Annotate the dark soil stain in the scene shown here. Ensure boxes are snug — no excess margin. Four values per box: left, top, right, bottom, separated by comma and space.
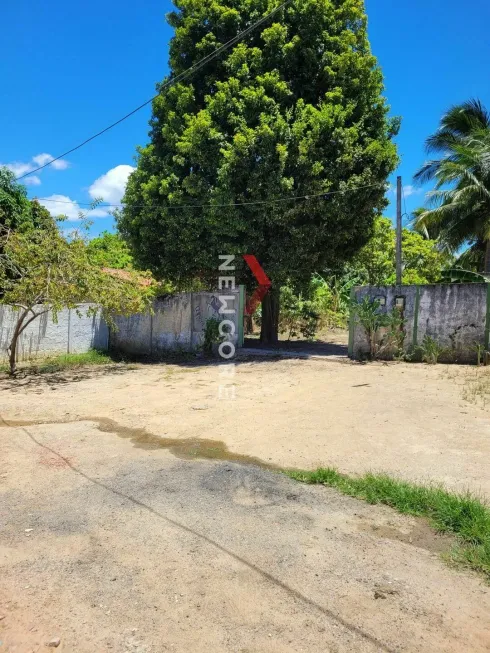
91, 417, 279, 469
0, 415, 278, 469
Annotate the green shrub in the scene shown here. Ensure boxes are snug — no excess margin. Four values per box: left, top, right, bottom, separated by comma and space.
418, 335, 446, 364
350, 297, 406, 360
309, 272, 360, 329
202, 317, 223, 355
279, 286, 320, 340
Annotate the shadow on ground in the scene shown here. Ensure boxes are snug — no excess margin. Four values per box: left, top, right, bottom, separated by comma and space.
0, 363, 132, 391
0, 331, 349, 390
243, 337, 348, 357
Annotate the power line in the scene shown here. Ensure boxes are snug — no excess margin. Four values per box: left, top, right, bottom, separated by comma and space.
34, 182, 385, 212
401, 184, 408, 217
16, 0, 293, 181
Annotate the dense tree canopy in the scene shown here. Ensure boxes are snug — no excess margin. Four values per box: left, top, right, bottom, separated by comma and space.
0, 167, 53, 232
119, 0, 398, 300
87, 231, 134, 269
348, 217, 450, 285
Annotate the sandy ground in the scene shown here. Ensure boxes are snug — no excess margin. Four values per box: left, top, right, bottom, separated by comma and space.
1, 356, 490, 495
1, 357, 490, 651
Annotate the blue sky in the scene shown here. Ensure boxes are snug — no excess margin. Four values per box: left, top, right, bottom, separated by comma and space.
1, 0, 489, 236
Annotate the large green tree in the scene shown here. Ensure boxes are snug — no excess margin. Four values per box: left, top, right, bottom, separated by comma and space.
0, 167, 53, 232
348, 216, 450, 285
414, 99, 490, 272
119, 0, 398, 342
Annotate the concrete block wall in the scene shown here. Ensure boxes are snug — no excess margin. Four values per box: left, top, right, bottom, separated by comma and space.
153, 294, 192, 351
110, 290, 243, 356
349, 283, 489, 363
191, 292, 237, 349
0, 290, 244, 363
110, 311, 152, 355
0, 304, 109, 364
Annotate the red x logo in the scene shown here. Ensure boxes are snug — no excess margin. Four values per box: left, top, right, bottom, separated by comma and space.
242, 255, 271, 316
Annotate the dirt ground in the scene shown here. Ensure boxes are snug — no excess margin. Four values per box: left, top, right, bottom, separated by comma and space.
2, 355, 490, 495
1, 356, 490, 651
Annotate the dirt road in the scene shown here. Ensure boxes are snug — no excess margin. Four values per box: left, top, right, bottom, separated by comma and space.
1, 357, 490, 494
1, 358, 490, 651
1, 418, 490, 652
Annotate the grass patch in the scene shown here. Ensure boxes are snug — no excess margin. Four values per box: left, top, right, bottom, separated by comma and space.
35, 350, 113, 373
0, 349, 114, 375
287, 467, 490, 579
461, 367, 490, 407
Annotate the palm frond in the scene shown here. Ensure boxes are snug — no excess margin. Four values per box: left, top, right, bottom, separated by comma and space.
414, 160, 443, 184
425, 130, 461, 155
414, 99, 490, 263
440, 99, 490, 137
455, 240, 485, 271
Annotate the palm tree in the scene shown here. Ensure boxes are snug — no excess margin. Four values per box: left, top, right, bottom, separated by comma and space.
414, 99, 490, 272
410, 207, 443, 241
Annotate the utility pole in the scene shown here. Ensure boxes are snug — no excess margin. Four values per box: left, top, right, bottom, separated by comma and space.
396, 175, 402, 286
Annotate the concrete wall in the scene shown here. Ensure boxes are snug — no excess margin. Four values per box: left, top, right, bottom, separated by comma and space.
0, 304, 109, 364
0, 290, 244, 364
349, 283, 489, 363
110, 290, 243, 356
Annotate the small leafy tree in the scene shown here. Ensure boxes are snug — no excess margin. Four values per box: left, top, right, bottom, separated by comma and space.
0, 224, 154, 375
202, 317, 224, 355
351, 297, 386, 358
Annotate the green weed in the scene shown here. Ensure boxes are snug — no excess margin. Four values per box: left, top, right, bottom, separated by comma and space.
418, 335, 446, 364
287, 467, 490, 579
0, 349, 113, 375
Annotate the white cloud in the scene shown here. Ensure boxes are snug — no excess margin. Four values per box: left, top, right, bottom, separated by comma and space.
24, 175, 41, 186
88, 164, 135, 205
391, 184, 421, 198
401, 184, 419, 198
3, 161, 35, 177
0, 153, 69, 184
39, 195, 109, 221
32, 153, 69, 170
28, 163, 134, 222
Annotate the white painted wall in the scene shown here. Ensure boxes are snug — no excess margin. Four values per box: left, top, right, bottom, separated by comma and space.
0, 304, 109, 364
0, 290, 243, 363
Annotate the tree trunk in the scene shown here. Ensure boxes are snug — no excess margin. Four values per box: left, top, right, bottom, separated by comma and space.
484, 240, 490, 274
8, 315, 26, 376
7, 308, 45, 376
260, 288, 279, 345
8, 332, 19, 376
244, 314, 254, 335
